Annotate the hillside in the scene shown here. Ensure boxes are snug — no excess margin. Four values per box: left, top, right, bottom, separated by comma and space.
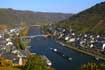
0, 8, 73, 26
58, 2, 105, 34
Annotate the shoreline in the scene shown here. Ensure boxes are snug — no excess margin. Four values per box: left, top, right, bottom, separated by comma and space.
56, 41, 105, 61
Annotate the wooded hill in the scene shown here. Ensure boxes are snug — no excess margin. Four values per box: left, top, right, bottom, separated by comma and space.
58, 2, 105, 34
0, 8, 73, 26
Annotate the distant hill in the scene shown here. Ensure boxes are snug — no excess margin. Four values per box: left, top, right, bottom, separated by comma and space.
58, 2, 105, 34
0, 8, 73, 26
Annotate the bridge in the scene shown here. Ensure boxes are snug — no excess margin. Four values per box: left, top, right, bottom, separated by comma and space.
30, 25, 41, 27
20, 35, 48, 39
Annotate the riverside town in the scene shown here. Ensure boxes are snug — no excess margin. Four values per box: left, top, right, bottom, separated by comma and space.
0, 0, 105, 70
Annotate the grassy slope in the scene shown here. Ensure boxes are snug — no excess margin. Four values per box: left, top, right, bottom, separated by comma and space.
58, 2, 105, 34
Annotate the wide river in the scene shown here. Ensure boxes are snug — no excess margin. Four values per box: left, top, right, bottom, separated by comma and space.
28, 26, 101, 70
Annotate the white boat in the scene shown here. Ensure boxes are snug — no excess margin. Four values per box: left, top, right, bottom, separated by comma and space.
42, 55, 52, 66
51, 48, 72, 61
50, 48, 58, 52
95, 57, 99, 60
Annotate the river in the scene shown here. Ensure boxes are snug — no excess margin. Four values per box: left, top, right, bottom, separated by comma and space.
28, 26, 101, 70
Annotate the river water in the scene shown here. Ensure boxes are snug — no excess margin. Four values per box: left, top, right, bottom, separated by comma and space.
28, 26, 100, 70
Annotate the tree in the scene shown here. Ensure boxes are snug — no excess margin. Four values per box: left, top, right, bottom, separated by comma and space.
0, 58, 24, 70
24, 55, 50, 70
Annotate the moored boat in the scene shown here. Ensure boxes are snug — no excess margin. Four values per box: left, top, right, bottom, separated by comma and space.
50, 48, 72, 61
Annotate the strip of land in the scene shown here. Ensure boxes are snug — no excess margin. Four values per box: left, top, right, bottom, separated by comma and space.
57, 41, 105, 61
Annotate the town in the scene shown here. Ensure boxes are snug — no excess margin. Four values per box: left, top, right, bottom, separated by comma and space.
0, 24, 54, 70
44, 25, 105, 60
0, 25, 29, 66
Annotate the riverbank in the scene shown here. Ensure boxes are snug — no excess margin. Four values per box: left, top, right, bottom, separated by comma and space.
56, 41, 105, 61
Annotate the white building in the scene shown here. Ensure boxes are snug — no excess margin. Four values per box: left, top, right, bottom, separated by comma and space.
90, 44, 94, 48
68, 38, 75, 42
102, 43, 105, 50
65, 36, 69, 41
